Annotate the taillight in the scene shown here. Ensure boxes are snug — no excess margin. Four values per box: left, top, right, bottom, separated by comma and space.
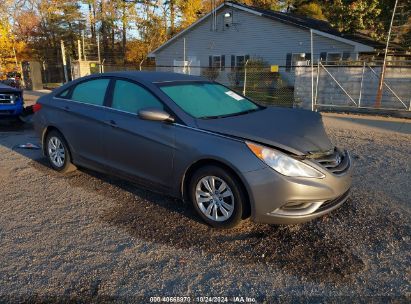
32, 103, 42, 113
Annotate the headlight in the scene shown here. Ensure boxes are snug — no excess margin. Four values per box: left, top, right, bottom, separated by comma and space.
246, 141, 325, 178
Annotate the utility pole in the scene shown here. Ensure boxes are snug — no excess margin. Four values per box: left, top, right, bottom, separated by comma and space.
310, 29, 314, 111
60, 40, 68, 83
183, 38, 186, 74
12, 44, 24, 88
97, 34, 101, 73
82, 30, 87, 61
375, 0, 398, 107
77, 40, 82, 61
243, 59, 249, 96
12, 45, 18, 69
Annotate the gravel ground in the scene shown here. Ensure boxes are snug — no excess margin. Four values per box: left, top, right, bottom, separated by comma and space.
0, 115, 410, 303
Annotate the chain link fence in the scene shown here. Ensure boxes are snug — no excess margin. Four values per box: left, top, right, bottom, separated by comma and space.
295, 61, 411, 111
91, 64, 295, 107
37, 62, 295, 107
38, 60, 411, 112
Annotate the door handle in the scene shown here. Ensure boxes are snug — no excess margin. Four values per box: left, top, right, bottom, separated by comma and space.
63, 106, 70, 112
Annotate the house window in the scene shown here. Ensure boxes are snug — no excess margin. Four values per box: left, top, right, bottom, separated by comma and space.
223, 12, 233, 28
231, 55, 250, 70
292, 53, 310, 67
342, 52, 351, 61
286, 53, 310, 71
236, 55, 245, 67
326, 52, 342, 64
209, 55, 225, 71
213, 56, 221, 68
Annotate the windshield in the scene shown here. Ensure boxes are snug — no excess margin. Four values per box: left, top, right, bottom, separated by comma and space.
159, 82, 260, 119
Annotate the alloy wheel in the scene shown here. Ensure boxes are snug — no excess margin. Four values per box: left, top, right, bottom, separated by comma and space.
48, 136, 66, 168
195, 176, 234, 222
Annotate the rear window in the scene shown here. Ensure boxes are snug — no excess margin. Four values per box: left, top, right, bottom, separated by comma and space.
71, 79, 110, 106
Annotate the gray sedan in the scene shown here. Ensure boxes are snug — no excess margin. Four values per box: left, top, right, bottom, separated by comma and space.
33, 72, 352, 228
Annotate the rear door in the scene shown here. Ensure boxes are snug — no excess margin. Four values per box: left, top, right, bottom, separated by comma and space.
52, 78, 110, 170
102, 79, 175, 189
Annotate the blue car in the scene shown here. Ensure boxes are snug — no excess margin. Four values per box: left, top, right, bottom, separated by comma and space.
0, 82, 24, 121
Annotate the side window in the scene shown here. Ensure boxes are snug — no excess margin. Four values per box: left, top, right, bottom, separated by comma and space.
111, 80, 164, 114
342, 52, 351, 61
236, 55, 245, 67
327, 53, 342, 65
57, 88, 70, 98
291, 53, 309, 69
286, 53, 292, 71
71, 79, 110, 106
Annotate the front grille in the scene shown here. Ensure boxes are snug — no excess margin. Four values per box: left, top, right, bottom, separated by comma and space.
311, 148, 350, 175
0, 94, 14, 104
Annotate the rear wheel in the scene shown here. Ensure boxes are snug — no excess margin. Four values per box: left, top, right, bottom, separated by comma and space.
189, 165, 246, 228
12, 117, 24, 126
45, 130, 76, 173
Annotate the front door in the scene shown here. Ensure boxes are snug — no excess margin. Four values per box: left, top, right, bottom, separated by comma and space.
102, 79, 175, 189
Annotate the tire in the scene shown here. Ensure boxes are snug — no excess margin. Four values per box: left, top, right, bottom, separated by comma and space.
189, 165, 246, 229
45, 130, 76, 173
12, 118, 25, 127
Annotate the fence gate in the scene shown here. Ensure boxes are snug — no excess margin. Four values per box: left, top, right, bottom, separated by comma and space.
312, 62, 411, 111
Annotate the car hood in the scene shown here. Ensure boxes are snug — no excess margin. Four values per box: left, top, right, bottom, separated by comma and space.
0, 83, 22, 94
195, 106, 333, 155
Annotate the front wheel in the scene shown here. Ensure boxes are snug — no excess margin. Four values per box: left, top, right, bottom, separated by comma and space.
189, 165, 246, 229
45, 130, 76, 173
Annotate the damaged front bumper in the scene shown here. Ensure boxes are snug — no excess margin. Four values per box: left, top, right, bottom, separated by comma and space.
243, 150, 352, 225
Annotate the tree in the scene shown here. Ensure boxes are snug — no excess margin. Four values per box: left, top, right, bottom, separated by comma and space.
324, 0, 382, 37
129, 0, 168, 66
0, 0, 31, 76
294, 2, 326, 20
0, 21, 16, 75
235, 0, 283, 10
378, 0, 411, 49
177, 0, 203, 29
167, 0, 176, 35
11, 0, 83, 81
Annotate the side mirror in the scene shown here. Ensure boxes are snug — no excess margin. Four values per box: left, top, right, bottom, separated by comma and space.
138, 108, 175, 123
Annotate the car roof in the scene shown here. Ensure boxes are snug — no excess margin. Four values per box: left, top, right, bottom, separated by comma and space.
97, 71, 207, 84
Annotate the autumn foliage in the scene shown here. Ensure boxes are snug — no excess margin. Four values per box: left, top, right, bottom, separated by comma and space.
0, 0, 409, 77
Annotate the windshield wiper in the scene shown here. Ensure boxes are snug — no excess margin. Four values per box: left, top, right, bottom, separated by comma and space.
200, 108, 261, 120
